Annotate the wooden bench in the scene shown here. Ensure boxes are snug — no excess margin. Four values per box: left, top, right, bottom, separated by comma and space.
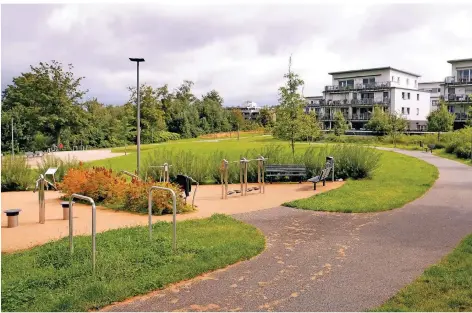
265, 164, 307, 183
307, 164, 332, 190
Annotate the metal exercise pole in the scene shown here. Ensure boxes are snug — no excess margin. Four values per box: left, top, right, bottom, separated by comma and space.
187, 176, 199, 208
244, 158, 248, 196
221, 159, 228, 199
148, 186, 177, 252
239, 157, 244, 196
120, 170, 140, 181
332, 158, 335, 182
69, 194, 97, 273
34, 175, 46, 224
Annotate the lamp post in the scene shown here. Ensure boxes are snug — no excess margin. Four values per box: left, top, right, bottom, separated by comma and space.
129, 58, 145, 175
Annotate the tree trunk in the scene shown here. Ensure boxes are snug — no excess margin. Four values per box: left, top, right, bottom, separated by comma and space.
437, 131, 440, 141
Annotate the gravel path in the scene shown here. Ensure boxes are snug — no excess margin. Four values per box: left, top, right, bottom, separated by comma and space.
103, 149, 472, 312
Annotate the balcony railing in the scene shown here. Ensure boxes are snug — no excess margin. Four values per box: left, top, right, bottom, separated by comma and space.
455, 113, 470, 121
322, 98, 390, 106
318, 113, 371, 121
325, 81, 391, 92
444, 76, 472, 85
441, 94, 472, 102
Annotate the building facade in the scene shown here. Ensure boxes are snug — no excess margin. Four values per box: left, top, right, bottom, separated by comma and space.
418, 81, 442, 112
308, 67, 431, 130
226, 101, 261, 120
442, 58, 472, 129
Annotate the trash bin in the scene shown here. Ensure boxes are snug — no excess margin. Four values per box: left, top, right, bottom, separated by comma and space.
61, 201, 75, 220
326, 156, 334, 167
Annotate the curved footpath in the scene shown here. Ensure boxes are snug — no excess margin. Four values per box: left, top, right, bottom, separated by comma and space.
103, 149, 472, 312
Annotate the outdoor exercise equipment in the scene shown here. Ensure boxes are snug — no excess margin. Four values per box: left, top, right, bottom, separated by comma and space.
33, 174, 56, 224
146, 163, 172, 182
148, 186, 177, 252
326, 156, 335, 182
68, 194, 97, 273
120, 170, 141, 181
3, 209, 21, 228
220, 156, 267, 199
175, 174, 199, 208
44, 167, 58, 189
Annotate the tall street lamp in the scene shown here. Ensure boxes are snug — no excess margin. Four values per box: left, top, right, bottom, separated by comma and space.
129, 57, 145, 175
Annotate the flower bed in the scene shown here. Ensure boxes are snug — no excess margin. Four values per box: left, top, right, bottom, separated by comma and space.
59, 166, 192, 215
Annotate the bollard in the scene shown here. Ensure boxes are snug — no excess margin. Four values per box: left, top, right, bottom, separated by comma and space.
148, 186, 177, 252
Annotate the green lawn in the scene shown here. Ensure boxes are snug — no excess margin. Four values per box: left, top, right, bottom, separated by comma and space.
1, 214, 265, 312
285, 150, 438, 213
376, 233, 472, 312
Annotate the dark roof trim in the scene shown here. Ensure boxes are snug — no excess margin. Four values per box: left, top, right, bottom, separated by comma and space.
447, 58, 472, 64
418, 81, 443, 84
328, 67, 421, 77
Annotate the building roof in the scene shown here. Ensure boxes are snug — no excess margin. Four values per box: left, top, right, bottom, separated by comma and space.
305, 95, 323, 99
328, 66, 421, 77
447, 58, 472, 64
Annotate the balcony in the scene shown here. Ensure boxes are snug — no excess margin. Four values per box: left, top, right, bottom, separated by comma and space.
444, 76, 472, 85
325, 81, 391, 93
318, 113, 370, 121
455, 113, 470, 121
350, 113, 371, 121
322, 98, 390, 106
441, 94, 472, 102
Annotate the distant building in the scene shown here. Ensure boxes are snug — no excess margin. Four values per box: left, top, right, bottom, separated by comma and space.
226, 101, 261, 120
306, 66, 431, 130
442, 58, 472, 129
418, 82, 442, 112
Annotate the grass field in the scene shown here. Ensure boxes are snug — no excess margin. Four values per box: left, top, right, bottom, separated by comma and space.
376, 233, 472, 312
1, 215, 265, 312
285, 150, 438, 213
433, 148, 472, 166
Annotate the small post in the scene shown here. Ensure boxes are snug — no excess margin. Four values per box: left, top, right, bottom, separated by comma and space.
240, 157, 243, 196
244, 159, 248, 196
39, 176, 45, 224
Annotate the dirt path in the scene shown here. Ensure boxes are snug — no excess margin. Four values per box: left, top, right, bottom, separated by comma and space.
25, 149, 124, 168
1, 182, 343, 252
102, 150, 472, 312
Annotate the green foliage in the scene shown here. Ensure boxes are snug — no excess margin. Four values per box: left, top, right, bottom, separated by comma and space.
1, 215, 265, 312
427, 102, 455, 139
1, 156, 33, 191
386, 111, 408, 147
286, 150, 438, 213
466, 105, 472, 127
365, 106, 389, 133
333, 110, 349, 136
297, 111, 321, 142
376, 233, 472, 312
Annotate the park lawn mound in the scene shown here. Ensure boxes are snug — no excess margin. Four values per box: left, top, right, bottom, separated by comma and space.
1, 214, 265, 312
375, 233, 472, 312
284, 150, 438, 213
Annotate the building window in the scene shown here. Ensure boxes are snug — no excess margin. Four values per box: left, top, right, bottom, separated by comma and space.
402, 92, 405, 99
417, 94, 419, 101
406, 78, 409, 85
417, 108, 419, 115
383, 91, 389, 99
414, 80, 417, 87
402, 107, 405, 114
407, 92, 411, 100
397, 77, 400, 83
407, 108, 410, 115
392, 76, 394, 81
339, 79, 354, 87
362, 78, 375, 85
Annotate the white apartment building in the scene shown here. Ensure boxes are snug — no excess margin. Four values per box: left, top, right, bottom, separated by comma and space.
306, 67, 431, 130
442, 58, 472, 129
418, 81, 442, 112
305, 96, 323, 115
226, 101, 261, 120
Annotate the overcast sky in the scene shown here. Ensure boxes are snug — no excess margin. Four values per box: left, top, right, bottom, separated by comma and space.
2, 3, 472, 106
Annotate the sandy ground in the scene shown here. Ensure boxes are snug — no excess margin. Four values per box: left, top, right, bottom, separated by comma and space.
25, 149, 125, 168
1, 181, 343, 252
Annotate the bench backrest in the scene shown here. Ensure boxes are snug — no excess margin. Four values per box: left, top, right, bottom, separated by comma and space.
320, 167, 331, 180
266, 164, 306, 173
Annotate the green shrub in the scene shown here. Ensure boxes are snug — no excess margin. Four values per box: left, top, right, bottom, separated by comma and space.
35, 155, 81, 182
1, 156, 33, 191
155, 131, 181, 143
142, 143, 381, 184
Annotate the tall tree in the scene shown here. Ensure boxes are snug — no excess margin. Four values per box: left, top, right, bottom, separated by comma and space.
333, 110, 348, 136
1, 60, 87, 148
257, 107, 275, 128
427, 101, 455, 140
297, 111, 321, 143
273, 56, 306, 155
